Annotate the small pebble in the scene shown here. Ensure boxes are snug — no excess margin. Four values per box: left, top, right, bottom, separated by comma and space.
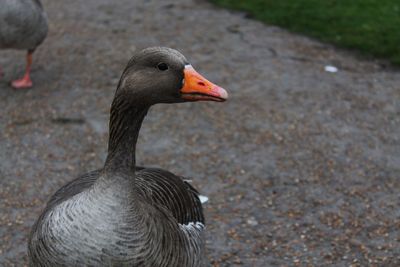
246, 217, 258, 226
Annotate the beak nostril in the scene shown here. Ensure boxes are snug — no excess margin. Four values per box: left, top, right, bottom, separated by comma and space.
198, 82, 206, 86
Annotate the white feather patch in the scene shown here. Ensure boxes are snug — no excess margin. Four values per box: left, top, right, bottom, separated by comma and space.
179, 222, 205, 232
199, 195, 208, 204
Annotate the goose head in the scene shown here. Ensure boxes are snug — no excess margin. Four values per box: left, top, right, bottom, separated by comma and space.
116, 47, 228, 105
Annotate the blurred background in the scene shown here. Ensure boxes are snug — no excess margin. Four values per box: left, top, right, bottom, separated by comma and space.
0, 0, 399, 266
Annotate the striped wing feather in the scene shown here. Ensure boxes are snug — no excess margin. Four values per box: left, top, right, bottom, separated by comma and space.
135, 168, 204, 225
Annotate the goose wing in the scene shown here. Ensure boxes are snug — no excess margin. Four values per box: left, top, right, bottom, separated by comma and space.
135, 168, 205, 225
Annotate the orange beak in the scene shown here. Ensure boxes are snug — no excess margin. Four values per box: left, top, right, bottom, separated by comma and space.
180, 65, 228, 102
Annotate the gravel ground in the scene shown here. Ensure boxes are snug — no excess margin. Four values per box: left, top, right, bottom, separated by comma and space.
1, 0, 399, 266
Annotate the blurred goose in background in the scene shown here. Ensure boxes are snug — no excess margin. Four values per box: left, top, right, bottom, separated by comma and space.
29, 47, 228, 266
0, 0, 48, 89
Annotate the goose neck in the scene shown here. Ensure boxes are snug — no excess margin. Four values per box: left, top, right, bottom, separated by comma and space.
104, 94, 149, 173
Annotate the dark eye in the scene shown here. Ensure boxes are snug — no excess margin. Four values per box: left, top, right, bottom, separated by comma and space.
157, 63, 169, 71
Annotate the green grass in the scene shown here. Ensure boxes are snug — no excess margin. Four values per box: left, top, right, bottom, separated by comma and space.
211, 0, 400, 65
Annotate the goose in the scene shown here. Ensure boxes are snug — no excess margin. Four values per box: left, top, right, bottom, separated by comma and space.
0, 0, 48, 89
28, 47, 228, 266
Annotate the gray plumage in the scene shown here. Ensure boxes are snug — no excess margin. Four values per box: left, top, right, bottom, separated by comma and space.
27, 47, 227, 267
29, 168, 205, 266
0, 0, 48, 51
